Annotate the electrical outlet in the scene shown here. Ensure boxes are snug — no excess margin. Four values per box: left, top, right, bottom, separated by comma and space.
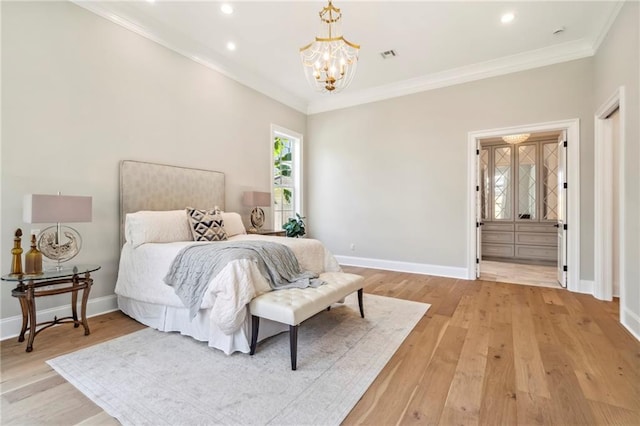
350, 243, 355, 251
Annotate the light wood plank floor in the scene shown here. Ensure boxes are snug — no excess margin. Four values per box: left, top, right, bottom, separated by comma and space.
480, 260, 560, 288
2, 267, 639, 425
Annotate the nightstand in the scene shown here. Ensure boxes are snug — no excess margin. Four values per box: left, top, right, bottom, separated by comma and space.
249, 229, 286, 237
1, 264, 100, 352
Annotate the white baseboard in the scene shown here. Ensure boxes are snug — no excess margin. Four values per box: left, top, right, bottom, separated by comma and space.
335, 255, 469, 280
621, 306, 640, 342
0, 295, 118, 341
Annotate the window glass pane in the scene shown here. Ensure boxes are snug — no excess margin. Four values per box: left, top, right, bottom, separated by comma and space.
543, 142, 559, 220
273, 132, 300, 229
518, 144, 536, 220
493, 146, 512, 220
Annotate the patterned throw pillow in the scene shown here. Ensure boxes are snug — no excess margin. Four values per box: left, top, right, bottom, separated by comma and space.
186, 207, 228, 241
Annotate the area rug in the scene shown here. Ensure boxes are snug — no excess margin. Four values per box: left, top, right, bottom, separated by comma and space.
47, 294, 429, 426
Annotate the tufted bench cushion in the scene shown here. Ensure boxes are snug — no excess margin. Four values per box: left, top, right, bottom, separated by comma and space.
249, 271, 364, 370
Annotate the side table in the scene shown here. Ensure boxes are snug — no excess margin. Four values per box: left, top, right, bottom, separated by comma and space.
1, 264, 100, 352
249, 229, 287, 237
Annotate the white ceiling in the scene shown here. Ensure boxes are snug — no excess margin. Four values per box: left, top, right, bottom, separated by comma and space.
74, 1, 623, 114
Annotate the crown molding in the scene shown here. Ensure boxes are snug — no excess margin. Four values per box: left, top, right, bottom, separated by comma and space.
591, 0, 625, 53
70, 1, 308, 114
71, 1, 612, 117
306, 39, 595, 114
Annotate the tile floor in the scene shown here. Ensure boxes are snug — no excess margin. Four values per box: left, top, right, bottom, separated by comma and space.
479, 260, 562, 289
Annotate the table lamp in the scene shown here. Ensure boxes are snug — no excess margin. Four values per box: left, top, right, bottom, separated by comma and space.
23, 193, 92, 270
243, 191, 271, 233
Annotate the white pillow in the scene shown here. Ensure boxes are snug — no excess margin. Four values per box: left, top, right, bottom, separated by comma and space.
125, 210, 192, 248
221, 212, 246, 237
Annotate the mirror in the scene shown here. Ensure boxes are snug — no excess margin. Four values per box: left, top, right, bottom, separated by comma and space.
493, 146, 512, 220
518, 145, 536, 220
543, 142, 559, 220
480, 149, 489, 220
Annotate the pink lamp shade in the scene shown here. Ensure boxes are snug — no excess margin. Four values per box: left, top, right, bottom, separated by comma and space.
242, 191, 271, 207
23, 194, 92, 224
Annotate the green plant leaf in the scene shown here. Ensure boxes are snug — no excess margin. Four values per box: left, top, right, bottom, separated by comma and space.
282, 213, 306, 238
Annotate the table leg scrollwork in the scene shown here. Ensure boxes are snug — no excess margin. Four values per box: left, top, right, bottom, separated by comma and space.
7, 270, 95, 352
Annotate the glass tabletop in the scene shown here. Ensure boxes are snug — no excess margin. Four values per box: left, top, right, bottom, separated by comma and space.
1, 264, 101, 282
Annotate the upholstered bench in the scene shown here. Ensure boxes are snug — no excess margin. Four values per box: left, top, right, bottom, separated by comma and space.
249, 271, 365, 370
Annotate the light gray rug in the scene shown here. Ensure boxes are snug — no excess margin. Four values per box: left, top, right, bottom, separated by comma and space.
47, 294, 429, 426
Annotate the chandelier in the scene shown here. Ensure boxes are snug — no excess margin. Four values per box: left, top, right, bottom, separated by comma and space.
300, 1, 360, 93
502, 133, 531, 144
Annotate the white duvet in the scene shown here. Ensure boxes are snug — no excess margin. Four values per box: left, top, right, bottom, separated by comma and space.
115, 235, 341, 334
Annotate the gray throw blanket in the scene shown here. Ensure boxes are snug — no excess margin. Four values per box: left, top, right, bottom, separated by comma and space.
164, 240, 324, 319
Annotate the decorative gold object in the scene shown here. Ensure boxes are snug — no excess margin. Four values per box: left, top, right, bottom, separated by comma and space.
300, 0, 360, 93
25, 234, 43, 275
10, 228, 23, 276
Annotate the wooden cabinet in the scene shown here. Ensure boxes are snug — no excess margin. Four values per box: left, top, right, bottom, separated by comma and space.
482, 223, 514, 258
480, 138, 560, 264
482, 222, 557, 263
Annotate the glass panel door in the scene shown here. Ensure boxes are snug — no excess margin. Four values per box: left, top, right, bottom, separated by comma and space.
493, 146, 512, 220
480, 148, 489, 220
517, 144, 536, 220
542, 142, 559, 221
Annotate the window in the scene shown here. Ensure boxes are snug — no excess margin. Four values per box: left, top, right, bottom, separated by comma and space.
271, 125, 302, 230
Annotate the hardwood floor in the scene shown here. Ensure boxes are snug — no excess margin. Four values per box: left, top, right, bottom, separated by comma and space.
2, 267, 639, 425
480, 260, 560, 289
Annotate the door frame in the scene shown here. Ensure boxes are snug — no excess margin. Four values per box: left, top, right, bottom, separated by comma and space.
594, 86, 625, 302
466, 119, 581, 292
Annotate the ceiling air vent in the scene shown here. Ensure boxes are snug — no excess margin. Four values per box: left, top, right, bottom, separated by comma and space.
380, 50, 397, 59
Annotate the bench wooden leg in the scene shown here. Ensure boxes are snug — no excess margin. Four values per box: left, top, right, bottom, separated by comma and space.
357, 288, 364, 318
250, 315, 260, 355
289, 324, 298, 370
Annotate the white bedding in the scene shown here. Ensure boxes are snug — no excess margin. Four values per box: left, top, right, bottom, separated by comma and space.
115, 234, 341, 354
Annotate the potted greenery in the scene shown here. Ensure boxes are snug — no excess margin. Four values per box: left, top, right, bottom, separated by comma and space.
283, 213, 306, 238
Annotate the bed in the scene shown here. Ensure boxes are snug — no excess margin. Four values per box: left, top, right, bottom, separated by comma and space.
115, 160, 341, 355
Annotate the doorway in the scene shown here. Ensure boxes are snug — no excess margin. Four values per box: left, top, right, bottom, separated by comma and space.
477, 131, 565, 288
467, 119, 581, 292
594, 86, 625, 305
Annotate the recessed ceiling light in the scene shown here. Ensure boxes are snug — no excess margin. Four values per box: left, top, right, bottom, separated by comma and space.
226, 41, 236, 51
221, 4, 233, 15
501, 12, 515, 24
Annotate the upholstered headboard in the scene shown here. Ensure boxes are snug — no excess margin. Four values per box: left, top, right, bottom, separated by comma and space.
119, 160, 225, 245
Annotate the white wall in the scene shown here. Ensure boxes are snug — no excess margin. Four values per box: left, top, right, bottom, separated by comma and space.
307, 58, 594, 278
593, 1, 640, 338
0, 2, 306, 320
